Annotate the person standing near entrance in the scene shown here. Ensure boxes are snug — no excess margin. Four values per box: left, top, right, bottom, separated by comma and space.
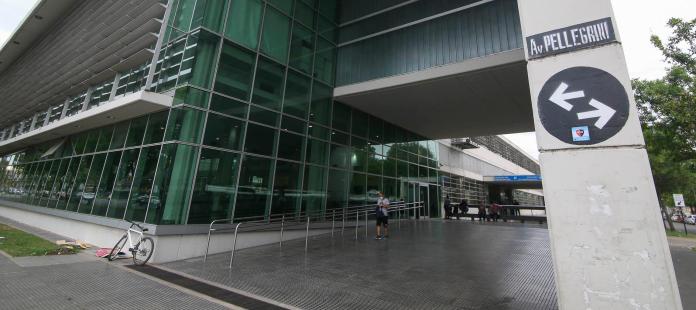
490, 201, 501, 222
375, 192, 390, 239
457, 200, 469, 220
444, 195, 452, 219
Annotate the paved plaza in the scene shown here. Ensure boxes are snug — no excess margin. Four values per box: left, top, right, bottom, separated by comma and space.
1, 217, 695, 309
166, 220, 559, 309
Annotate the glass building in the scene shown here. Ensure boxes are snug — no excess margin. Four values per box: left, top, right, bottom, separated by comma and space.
0, 0, 541, 228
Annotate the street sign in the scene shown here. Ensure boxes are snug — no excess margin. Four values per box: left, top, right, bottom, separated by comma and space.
493, 175, 542, 182
538, 66, 630, 145
526, 17, 617, 60
673, 194, 685, 207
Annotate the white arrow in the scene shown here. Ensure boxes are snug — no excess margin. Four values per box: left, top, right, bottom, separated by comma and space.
577, 99, 616, 129
550, 82, 585, 111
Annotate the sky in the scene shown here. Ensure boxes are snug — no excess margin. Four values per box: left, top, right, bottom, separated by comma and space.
1, 0, 695, 160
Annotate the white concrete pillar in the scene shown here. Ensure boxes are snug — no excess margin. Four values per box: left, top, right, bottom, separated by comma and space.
516, 1, 683, 309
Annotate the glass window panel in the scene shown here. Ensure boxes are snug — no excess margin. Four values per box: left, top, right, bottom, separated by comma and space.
125, 146, 161, 222
109, 122, 129, 150
107, 149, 140, 219
83, 130, 99, 154
369, 116, 383, 143
331, 102, 350, 132
244, 124, 277, 156
143, 111, 168, 145
314, 38, 335, 85
329, 144, 350, 169
191, 0, 228, 32
235, 156, 273, 219
188, 31, 220, 89
203, 113, 245, 150
317, 15, 337, 43
289, 22, 314, 74
271, 160, 302, 215
366, 175, 382, 201
260, 8, 290, 63
397, 160, 408, 178
165, 107, 205, 143
295, 1, 316, 29
188, 149, 240, 224
319, 0, 338, 21
305, 138, 328, 166
281, 115, 306, 134
308, 124, 329, 140
282, 70, 311, 118
309, 82, 331, 125
93, 151, 122, 216
224, 0, 262, 49
95, 126, 114, 152
277, 131, 304, 161
268, 0, 293, 15
351, 110, 368, 137
210, 94, 248, 119
326, 168, 348, 210
252, 57, 285, 110
71, 133, 88, 155
214, 43, 255, 100
126, 117, 147, 147
249, 105, 279, 127
72, 154, 103, 213
172, 0, 196, 31
331, 131, 348, 145
65, 155, 93, 212
368, 154, 383, 175
54, 157, 81, 210
46, 159, 69, 208
383, 157, 397, 178
147, 144, 198, 224
174, 86, 210, 108
349, 172, 365, 206
302, 165, 326, 214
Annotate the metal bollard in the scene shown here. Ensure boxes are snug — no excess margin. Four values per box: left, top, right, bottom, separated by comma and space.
365, 210, 368, 238
355, 212, 359, 240
331, 210, 335, 238
342, 208, 346, 235
204, 227, 215, 263
228, 223, 242, 268
305, 216, 310, 252
279, 215, 285, 249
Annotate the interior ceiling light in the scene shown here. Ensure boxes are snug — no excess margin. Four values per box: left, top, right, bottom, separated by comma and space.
34, 15, 43, 20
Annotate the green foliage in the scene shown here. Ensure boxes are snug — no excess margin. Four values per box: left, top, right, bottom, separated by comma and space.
0, 224, 78, 257
633, 18, 696, 206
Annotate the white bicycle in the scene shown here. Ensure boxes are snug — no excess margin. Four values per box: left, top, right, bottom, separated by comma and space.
107, 221, 155, 265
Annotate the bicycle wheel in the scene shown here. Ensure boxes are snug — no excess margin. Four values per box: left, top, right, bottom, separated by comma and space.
132, 237, 154, 266
107, 235, 127, 261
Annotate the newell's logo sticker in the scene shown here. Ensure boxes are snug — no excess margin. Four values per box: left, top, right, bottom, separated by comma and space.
572, 126, 590, 142
526, 18, 616, 59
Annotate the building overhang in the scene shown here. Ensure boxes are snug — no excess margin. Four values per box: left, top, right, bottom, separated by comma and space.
0, 91, 173, 155
334, 49, 534, 139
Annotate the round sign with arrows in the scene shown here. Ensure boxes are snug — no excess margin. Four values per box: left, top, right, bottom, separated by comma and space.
538, 66, 629, 145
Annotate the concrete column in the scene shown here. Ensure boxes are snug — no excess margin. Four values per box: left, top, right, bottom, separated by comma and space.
43, 107, 51, 126
516, 1, 682, 309
81, 87, 94, 112
108, 73, 121, 101
59, 98, 70, 119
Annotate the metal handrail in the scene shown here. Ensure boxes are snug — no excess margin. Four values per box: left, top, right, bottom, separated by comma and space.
204, 201, 425, 265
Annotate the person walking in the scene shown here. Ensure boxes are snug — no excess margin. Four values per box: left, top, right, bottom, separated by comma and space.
490, 201, 501, 222
457, 200, 469, 220
478, 204, 486, 221
375, 192, 390, 239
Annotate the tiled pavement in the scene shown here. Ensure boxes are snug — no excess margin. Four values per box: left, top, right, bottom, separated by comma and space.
165, 220, 559, 310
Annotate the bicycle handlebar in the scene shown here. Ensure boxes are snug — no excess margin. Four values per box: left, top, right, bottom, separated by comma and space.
128, 221, 147, 231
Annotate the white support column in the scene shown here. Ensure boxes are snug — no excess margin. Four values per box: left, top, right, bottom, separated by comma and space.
81, 87, 94, 112
517, 1, 682, 310
59, 98, 70, 120
108, 73, 121, 101
43, 107, 51, 127
29, 113, 38, 131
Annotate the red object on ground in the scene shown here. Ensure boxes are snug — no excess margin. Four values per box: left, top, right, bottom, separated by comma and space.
95, 248, 112, 258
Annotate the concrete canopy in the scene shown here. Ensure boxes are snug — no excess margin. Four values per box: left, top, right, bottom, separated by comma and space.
334, 49, 534, 139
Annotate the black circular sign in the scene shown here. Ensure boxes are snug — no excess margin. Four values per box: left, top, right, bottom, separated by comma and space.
538, 66, 629, 145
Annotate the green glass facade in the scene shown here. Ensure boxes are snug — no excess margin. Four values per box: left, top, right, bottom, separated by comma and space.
0, 0, 442, 225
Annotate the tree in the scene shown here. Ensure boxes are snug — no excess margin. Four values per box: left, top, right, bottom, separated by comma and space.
633, 18, 696, 219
